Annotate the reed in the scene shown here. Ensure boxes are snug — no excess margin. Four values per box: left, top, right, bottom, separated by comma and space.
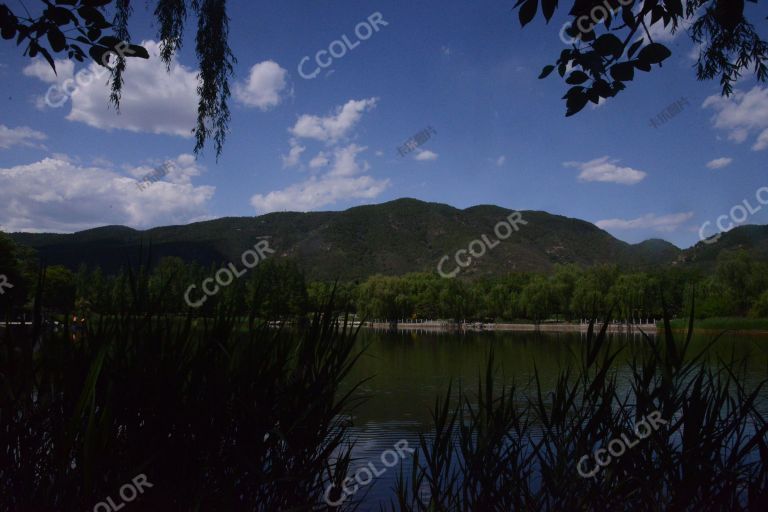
389, 298, 768, 511
1, 268, 365, 511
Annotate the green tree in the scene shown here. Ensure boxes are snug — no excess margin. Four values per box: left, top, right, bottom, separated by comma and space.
519, 274, 556, 324
0, 232, 30, 315
39, 265, 76, 313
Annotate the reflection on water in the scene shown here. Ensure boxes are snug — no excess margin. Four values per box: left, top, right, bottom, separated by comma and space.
339, 329, 768, 509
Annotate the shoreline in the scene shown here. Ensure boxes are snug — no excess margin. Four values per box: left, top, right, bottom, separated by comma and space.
364, 321, 658, 333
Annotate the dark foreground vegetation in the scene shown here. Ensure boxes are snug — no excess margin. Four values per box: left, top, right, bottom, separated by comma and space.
390, 313, 768, 511
2, 263, 768, 509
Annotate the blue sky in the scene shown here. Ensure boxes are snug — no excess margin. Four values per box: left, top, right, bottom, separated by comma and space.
1, 0, 767, 248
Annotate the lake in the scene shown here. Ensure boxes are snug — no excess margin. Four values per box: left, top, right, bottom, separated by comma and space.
336, 328, 768, 510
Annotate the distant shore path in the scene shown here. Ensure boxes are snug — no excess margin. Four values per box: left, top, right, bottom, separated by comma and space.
364, 321, 659, 333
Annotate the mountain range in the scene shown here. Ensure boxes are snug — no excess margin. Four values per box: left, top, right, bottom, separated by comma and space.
8, 198, 768, 281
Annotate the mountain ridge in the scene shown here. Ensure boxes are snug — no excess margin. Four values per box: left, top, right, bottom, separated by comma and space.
7, 198, 766, 280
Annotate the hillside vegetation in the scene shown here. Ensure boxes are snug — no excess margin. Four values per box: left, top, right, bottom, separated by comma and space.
8, 198, 692, 280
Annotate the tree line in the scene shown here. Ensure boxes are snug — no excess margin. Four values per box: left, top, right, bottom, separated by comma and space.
2, 232, 767, 323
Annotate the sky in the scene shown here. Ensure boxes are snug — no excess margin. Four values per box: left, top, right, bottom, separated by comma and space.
1, 0, 768, 248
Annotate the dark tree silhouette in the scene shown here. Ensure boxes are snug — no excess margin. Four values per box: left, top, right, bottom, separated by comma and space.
514, 0, 767, 115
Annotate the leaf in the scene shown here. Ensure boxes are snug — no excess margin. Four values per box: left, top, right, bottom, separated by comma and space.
84, 0, 113, 6
565, 90, 588, 116
622, 6, 636, 29
634, 58, 652, 72
48, 6, 75, 26
519, 0, 538, 27
77, 6, 110, 29
566, 71, 589, 84
38, 46, 56, 72
665, 0, 684, 17
592, 79, 612, 98
128, 44, 150, 59
610, 61, 635, 81
538, 64, 555, 79
562, 85, 583, 99
638, 43, 671, 64
98, 35, 121, 48
627, 39, 643, 59
47, 27, 66, 52
88, 44, 108, 65
56, 0, 78, 5
16, 25, 30, 46
651, 5, 664, 25
593, 34, 623, 58
1, 21, 15, 40
541, 0, 556, 22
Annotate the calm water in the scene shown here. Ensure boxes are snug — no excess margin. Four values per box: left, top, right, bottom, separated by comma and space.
335, 329, 768, 510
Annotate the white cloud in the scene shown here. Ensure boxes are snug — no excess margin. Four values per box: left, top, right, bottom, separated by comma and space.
24, 40, 199, 137
309, 151, 330, 169
753, 129, 768, 151
414, 149, 438, 161
0, 155, 214, 232
252, 143, 385, 213
495, 155, 506, 166
130, 153, 202, 185
0, 125, 47, 150
282, 139, 305, 168
564, 156, 647, 185
23, 58, 74, 84
290, 98, 378, 142
250, 175, 388, 213
259, 98, 386, 213
596, 212, 694, 233
328, 144, 369, 176
703, 86, 768, 151
234, 60, 288, 110
706, 157, 733, 169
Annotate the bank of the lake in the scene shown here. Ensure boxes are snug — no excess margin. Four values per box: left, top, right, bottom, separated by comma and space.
365, 320, 658, 333
668, 317, 768, 335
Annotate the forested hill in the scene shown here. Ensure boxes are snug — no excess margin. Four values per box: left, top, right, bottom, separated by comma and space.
7, 197, 758, 281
